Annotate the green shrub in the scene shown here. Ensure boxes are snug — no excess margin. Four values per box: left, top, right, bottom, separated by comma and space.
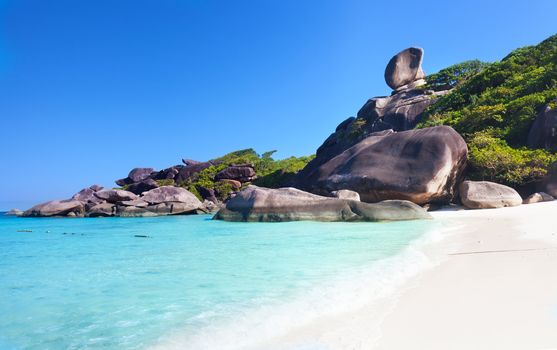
468, 132, 557, 186
425, 60, 490, 91
418, 34, 557, 187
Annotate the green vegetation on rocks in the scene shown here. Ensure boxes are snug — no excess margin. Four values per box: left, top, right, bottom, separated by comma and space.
418, 34, 557, 187
178, 149, 314, 201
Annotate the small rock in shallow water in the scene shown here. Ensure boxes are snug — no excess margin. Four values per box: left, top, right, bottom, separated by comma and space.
134, 235, 151, 238
16, 230, 32, 233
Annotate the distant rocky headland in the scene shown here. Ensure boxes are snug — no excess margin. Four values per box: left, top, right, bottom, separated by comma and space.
10, 34, 557, 221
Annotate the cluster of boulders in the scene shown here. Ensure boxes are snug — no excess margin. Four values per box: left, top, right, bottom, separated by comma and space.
11, 46, 557, 221
214, 186, 431, 222
22, 185, 211, 218
114, 159, 256, 201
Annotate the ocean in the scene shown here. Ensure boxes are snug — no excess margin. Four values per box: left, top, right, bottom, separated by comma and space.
0, 213, 436, 350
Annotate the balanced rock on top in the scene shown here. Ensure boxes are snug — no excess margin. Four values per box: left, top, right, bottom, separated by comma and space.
384, 47, 426, 91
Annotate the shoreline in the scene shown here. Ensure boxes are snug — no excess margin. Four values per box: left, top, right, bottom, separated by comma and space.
258, 201, 557, 349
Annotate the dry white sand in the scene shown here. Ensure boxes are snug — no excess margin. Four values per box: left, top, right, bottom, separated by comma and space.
263, 201, 557, 350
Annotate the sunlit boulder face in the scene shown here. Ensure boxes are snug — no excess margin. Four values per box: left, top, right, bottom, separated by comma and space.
297, 126, 468, 205
459, 181, 522, 209
22, 200, 85, 217
214, 186, 431, 222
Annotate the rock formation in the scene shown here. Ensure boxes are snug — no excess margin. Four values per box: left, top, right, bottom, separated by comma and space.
459, 181, 522, 209
298, 126, 468, 204
214, 186, 431, 222
296, 47, 453, 195
527, 100, 557, 151
522, 192, 554, 204
23, 200, 85, 217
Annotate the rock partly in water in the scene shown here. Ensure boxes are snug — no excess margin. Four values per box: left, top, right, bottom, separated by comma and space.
86, 202, 116, 217
297, 126, 468, 205
459, 181, 522, 209
214, 186, 431, 222
5, 209, 23, 216
141, 186, 202, 206
94, 190, 138, 203
384, 47, 426, 91
331, 189, 361, 201
522, 192, 554, 204
146, 202, 201, 215
23, 200, 85, 217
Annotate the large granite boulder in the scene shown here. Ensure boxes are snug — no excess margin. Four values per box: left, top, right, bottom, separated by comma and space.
141, 186, 202, 206
527, 101, 557, 151
146, 202, 202, 215
116, 168, 155, 186
86, 202, 116, 217
23, 200, 85, 217
384, 47, 426, 91
297, 126, 468, 205
214, 186, 431, 222
127, 178, 159, 195
94, 189, 138, 203
215, 165, 256, 183
459, 181, 522, 209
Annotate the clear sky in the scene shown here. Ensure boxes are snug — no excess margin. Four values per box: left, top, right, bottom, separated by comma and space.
1, 0, 556, 210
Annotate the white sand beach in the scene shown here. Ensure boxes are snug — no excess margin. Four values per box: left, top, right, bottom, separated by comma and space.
265, 201, 557, 349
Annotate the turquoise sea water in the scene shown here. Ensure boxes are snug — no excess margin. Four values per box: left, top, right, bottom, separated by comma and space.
0, 214, 434, 350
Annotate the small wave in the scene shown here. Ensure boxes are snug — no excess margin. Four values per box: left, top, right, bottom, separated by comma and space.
151, 224, 450, 350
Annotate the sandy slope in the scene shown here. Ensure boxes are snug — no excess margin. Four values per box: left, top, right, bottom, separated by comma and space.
264, 201, 557, 350
375, 202, 557, 350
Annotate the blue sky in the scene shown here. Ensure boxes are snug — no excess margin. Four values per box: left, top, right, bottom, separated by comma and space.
1, 0, 556, 210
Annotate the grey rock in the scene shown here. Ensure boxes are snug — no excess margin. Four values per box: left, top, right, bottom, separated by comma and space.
94, 189, 138, 203
116, 168, 155, 186
297, 126, 468, 205
23, 200, 85, 217
120, 199, 149, 207
141, 186, 202, 207
89, 184, 104, 192
182, 159, 201, 166
522, 192, 554, 204
146, 201, 200, 215
214, 186, 431, 222
86, 202, 116, 217
198, 186, 218, 203
5, 209, 23, 216
116, 205, 158, 217
150, 166, 181, 180
127, 178, 159, 195
174, 162, 216, 183
72, 187, 104, 204
331, 190, 360, 201
384, 47, 426, 90
215, 166, 256, 183
460, 181, 522, 209
527, 101, 557, 151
